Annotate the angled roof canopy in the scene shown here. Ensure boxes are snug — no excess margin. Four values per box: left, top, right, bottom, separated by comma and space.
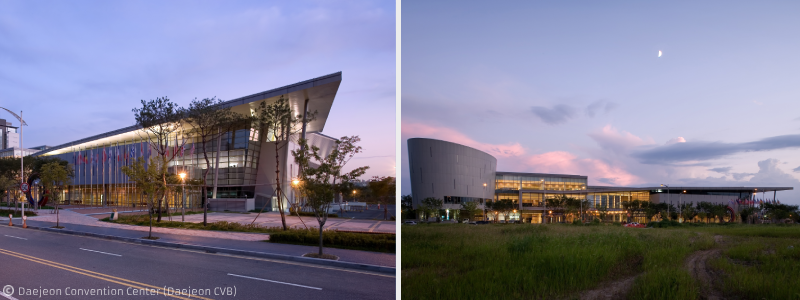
34, 72, 342, 157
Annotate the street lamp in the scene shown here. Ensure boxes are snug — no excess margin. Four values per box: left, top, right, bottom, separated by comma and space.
661, 184, 670, 221
179, 172, 186, 222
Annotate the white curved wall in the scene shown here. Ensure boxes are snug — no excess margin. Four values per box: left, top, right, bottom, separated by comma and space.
407, 138, 497, 209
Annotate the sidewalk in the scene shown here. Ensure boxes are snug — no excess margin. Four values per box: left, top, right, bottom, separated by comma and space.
20, 209, 395, 267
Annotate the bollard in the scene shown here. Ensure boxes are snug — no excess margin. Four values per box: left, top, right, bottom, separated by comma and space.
8, 214, 12, 226
22, 215, 27, 228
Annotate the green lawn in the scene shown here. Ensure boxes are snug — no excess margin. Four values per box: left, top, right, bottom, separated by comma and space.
402, 223, 800, 300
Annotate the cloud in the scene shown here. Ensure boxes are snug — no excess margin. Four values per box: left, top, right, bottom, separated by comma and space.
402, 121, 640, 186
523, 151, 639, 186
665, 137, 686, 145
794, 166, 800, 173
401, 121, 525, 157
709, 167, 732, 174
531, 104, 577, 125
585, 100, 618, 117
631, 134, 800, 164
588, 125, 654, 155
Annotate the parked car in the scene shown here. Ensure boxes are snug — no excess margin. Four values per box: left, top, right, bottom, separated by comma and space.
475, 221, 490, 225
462, 219, 470, 223
402, 220, 417, 225
624, 222, 645, 228
468, 221, 478, 225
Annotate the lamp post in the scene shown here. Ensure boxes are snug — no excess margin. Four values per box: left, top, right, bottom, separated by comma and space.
291, 178, 300, 212
661, 184, 670, 221
179, 172, 186, 222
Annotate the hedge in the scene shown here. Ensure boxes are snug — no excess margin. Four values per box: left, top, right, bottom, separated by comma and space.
269, 229, 395, 253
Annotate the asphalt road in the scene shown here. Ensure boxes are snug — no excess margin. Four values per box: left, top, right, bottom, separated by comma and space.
0, 226, 395, 300
23, 219, 396, 267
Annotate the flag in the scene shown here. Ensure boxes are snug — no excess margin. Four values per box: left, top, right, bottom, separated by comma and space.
129, 146, 135, 160
103, 147, 107, 162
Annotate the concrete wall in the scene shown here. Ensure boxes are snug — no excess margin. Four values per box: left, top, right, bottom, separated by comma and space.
650, 193, 738, 206
407, 138, 497, 210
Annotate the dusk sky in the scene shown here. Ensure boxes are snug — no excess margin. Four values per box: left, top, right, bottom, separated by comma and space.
0, 0, 395, 178
402, 1, 800, 204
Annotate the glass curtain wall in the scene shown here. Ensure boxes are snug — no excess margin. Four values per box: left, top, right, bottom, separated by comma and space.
47, 124, 262, 208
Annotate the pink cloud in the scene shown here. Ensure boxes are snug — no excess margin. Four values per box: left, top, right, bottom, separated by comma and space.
403, 121, 641, 186
401, 121, 525, 157
524, 151, 639, 186
588, 125, 654, 154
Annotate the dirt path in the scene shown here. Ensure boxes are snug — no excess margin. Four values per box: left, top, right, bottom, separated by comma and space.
685, 235, 724, 300
578, 273, 642, 300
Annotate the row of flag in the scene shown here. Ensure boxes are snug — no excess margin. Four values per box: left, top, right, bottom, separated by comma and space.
73, 142, 195, 166
731, 198, 781, 206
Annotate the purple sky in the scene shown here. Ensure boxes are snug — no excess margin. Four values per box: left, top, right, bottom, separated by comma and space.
0, 0, 395, 179
402, 1, 800, 204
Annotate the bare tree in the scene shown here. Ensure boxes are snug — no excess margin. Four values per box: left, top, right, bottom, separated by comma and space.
183, 97, 250, 226
251, 96, 316, 230
122, 157, 164, 239
132, 97, 186, 222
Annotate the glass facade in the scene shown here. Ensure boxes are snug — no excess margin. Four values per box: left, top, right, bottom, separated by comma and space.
41, 124, 263, 208
496, 174, 587, 191
585, 191, 649, 209
521, 192, 542, 207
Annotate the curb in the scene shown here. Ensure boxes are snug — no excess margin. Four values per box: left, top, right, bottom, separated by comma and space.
6, 223, 396, 275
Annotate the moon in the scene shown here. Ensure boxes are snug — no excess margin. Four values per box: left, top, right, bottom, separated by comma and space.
658, 50, 662, 57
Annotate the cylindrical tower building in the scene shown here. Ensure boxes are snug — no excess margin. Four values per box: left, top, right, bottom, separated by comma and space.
407, 138, 497, 220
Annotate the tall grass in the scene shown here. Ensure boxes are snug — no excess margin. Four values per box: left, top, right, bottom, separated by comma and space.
709, 236, 800, 299
402, 224, 707, 300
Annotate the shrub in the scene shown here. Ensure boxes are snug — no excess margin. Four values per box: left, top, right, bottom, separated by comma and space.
269, 230, 395, 253
0, 209, 37, 218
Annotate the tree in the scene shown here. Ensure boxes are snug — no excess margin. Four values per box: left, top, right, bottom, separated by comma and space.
642, 201, 659, 222
680, 203, 697, 223
121, 157, 164, 239
253, 96, 317, 230
420, 197, 443, 221
401, 194, 413, 219
0, 174, 16, 207
39, 162, 71, 228
596, 205, 609, 222
739, 206, 756, 224
132, 97, 186, 222
763, 203, 799, 223
495, 199, 517, 223
460, 201, 481, 222
183, 97, 249, 226
292, 136, 368, 257
368, 176, 395, 220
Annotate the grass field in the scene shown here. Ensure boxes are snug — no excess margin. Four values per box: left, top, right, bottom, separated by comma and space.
402, 223, 800, 300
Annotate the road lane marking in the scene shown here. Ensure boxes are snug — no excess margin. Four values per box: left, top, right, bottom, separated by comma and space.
80, 248, 122, 257
0, 248, 214, 300
368, 221, 381, 232
4, 235, 27, 240
227, 273, 322, 290
0, 291, 19, 300
1, 223, 396, 278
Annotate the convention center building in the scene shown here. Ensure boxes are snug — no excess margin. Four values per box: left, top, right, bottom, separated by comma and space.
407, 138, 793, 223
32, 72, 343, 212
